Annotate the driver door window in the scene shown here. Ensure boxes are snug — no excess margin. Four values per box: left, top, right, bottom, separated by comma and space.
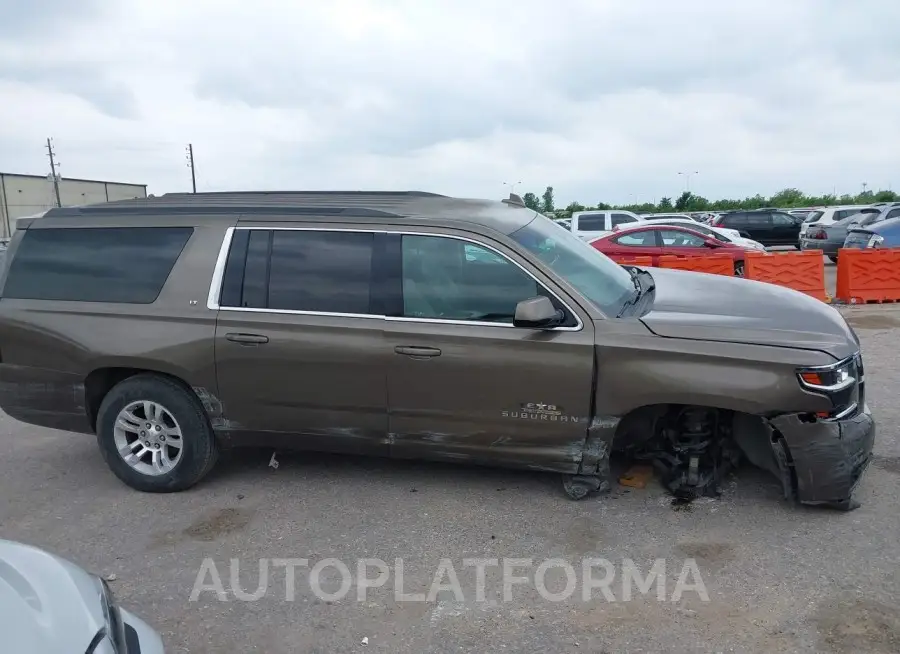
658, 230, 706, 247
772, 213, 794, 226
402, 235, 548, 324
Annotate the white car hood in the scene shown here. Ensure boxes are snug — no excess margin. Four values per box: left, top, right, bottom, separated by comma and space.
0, 539, 105, 654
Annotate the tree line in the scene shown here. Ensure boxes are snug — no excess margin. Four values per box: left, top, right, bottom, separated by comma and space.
521, 186, 900, 217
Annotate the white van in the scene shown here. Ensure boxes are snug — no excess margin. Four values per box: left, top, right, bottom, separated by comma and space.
569, 210, 644, 240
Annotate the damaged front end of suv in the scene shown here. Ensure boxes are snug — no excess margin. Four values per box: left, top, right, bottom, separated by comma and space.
597, 267, 875, 510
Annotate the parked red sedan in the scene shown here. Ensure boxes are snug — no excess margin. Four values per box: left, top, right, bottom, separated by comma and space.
590, 224, 753, 275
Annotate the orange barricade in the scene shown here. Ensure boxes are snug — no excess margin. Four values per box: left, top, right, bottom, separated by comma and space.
835, 248, 900, 303
609, 255, 653, 266
744, 251, 827, 301
657, 254, 734, 276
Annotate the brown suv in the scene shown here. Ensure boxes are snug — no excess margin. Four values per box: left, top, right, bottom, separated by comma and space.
0, 192, 875, 509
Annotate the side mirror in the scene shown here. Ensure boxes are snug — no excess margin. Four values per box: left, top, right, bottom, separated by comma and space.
739, 231, 752, 238
513, 296, 563, 329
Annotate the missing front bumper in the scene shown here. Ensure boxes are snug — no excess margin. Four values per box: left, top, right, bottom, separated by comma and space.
768, 406, 875, 510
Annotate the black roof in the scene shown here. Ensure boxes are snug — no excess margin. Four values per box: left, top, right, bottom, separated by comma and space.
38, 191, 538, 236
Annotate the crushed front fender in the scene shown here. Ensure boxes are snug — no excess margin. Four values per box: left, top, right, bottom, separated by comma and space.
769, 405, 875, 510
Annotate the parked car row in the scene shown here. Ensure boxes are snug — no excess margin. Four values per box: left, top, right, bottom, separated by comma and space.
801, 204, 900, 260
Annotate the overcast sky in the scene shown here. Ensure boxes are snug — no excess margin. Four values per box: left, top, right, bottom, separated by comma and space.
0, 0, 897, 205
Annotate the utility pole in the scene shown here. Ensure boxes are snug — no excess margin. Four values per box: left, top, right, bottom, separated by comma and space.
186, 144, 197, 193
861, 182, 868, 195
678, 171, 699, 193
46, 137, 62, 207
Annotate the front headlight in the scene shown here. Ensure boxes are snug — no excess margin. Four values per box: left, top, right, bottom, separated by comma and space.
869, 234, 884, 248
797, 355, 861, 420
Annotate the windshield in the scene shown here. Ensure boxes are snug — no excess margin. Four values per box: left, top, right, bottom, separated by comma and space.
803, 211, 824, 223
510, 213, 635, 316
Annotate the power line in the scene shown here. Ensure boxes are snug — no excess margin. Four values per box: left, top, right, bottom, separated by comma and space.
45, 138, 62, 208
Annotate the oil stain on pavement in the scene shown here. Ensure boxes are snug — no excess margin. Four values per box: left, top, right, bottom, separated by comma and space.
813, 595, 900, 653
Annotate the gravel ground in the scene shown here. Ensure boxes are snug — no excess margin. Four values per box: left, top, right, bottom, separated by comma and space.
1, 304, 899, 654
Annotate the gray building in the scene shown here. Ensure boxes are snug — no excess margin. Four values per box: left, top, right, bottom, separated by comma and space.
0, 172, 147, 238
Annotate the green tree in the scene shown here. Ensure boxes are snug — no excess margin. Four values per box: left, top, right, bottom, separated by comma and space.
522, 192, 541, 211
541, 186, 555, 213
523, 185, 896, 217
769, 188, 805, 207
674, 191, 693, 211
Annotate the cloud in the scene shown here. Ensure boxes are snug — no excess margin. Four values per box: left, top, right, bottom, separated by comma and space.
1, 0, 899, 204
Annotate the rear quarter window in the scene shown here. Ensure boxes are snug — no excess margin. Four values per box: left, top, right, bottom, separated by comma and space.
2, 227, 192, 303
576, 214, 607, 231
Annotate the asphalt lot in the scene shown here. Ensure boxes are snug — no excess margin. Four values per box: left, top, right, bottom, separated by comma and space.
1, 305, 899, 654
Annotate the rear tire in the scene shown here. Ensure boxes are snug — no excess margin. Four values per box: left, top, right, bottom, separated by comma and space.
734, 261, 745, 277
96, 374, 218, 492
828, 255, 838, 264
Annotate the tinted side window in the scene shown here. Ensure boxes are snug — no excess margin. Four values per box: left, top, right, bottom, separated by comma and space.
613, 230, 657, 246
611, 213, 638, 226
577, 214, 607, 231
267, 230, 373, 314
242, 230, 271, 309
659, 230, 706, 247
4, 227, 192, 303
771, 213, 795, 226
886, 208, 900, 220
401, 235, 545, 324
724, 214, 747, 227
745, 213, 771, 228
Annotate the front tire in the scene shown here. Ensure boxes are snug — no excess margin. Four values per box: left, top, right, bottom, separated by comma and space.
96, 374, 218, 492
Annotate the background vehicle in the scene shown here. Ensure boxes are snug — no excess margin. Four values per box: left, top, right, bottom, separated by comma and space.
1, 539, 165, 653
802, 206, 900, 261
642, 213, 705, 223
711, 209, 803, 247
844, 216, 900, 250
616, 217, 765, 250
569, 209, 644, 240
788, 207, 822, 221
798, 205, 873, 238
590, 223, 752, 275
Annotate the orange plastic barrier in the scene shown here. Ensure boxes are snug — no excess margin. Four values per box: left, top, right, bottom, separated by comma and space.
835, 248, 900, 303
657, 254, 734, 276
609, 255, 653, 266
744, 251, 827, 301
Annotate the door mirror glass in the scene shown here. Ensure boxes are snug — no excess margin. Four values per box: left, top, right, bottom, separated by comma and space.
513, 296, 563, 329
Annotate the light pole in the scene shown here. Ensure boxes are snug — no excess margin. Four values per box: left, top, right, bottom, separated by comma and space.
503, 181, 522, 195
678, 171, 699, 193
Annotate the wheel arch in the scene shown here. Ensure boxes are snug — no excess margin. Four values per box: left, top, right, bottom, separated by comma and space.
84, 366, 217, 432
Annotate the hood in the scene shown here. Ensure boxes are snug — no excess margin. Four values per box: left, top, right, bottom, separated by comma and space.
639, 268, 856, 358
0, 539, 105, 654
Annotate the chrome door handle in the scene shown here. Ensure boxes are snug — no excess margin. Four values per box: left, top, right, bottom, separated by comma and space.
394, 346, 442, 359
225, 333, 269, 345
